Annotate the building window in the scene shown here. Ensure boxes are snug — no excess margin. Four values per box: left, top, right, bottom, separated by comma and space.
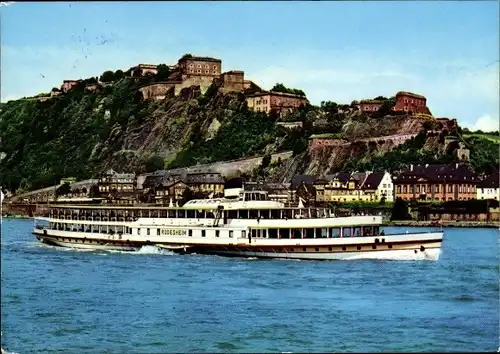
205, 70, 209, 74
213, 65, 217, 69
197, 70, 201, 74
197, 64, 201, 68
448, 185, 453, 193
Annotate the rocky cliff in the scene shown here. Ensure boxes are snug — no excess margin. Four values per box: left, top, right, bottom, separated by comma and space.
1, 77, 496, 194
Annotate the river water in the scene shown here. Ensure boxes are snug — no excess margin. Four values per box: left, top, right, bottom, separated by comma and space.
1, 219, 498, 353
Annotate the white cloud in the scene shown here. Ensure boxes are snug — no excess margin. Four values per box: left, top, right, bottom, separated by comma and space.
470, 114, 499, 132
0, 2, 15, 7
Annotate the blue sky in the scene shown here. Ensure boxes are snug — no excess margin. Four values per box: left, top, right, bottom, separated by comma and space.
1, 1, 498, 131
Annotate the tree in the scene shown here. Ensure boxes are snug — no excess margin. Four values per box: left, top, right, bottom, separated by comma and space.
422, 120, 436, 131
390, 198, 411, 221
156, 64, 170, 81
374, 96, 388, 101
55, 182, 71, 197
89, 185, 100, 198
100, 70, 115, 83
261, 153, 271, 169
144, 154, 164, 173
321, 101, 338, 114
114, 70, 124, 81
179, 188, 195, 206
270, 83, 306, 96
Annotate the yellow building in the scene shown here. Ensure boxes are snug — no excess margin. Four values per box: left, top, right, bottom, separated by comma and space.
315, 172, 391, 203
184, 173, 225, 197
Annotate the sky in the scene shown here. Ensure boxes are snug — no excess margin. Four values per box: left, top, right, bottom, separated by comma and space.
1, 1, 499, 131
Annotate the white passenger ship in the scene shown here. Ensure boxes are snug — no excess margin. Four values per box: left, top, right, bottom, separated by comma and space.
33, 188, 443, 261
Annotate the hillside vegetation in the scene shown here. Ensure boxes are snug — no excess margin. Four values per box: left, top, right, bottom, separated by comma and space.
0, 79, 497, 194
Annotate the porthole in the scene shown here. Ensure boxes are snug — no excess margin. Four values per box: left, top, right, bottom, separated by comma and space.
315, 247, 319, 252
342, 246, 346, 251
357, 245, 361, 250
388, 244, 392, 249
290, 248, 294, 252
303, 247, 306, 252
372, 245, 377, 249
328, 247, 332, 251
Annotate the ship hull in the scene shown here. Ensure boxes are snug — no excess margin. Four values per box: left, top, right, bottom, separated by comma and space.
33, 229, 442, 261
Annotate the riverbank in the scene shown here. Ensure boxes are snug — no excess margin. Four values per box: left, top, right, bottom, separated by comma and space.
1, 214, 32, 219
384, 220, 499, 229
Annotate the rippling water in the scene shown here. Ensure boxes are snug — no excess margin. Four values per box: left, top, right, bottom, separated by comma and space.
1, 219, 498, 353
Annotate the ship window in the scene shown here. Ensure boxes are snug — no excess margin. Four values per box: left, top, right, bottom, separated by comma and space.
292, 229, 302, 239
249, 210, 258, 219
305, 228, 315, 238
372, 245, 377, 249
271, 209, 281, 219
342, 227, 352, 237
278, 229, 289, 239
178, 210, 185, 218
216, 230, 220, 237
388, 244, 392, 249
137, 228, 141, 235
228, 211, 237, 219
330, 227, 341, 238
328, 247, 332, 251
157, 229, 160, 236
268, 229, 278, 238
357, 245, 361, 250
262, 229, 267, 238
147, 228, 150, 236
259, 209, 270, 219
187, 210, 195, 218
315, 228, 322, 238
202, 230, 206, 237
353, 227, 361, 237
239, 210, 249, 219
251, 229, 257, 238
342, 246, 346, 251
189, 230, 193, 236
290, 248, 295, 252
241, 230, 246, 238
229, 230, 233, 238
315, 248, 319, 252
207, 211, 215, 219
